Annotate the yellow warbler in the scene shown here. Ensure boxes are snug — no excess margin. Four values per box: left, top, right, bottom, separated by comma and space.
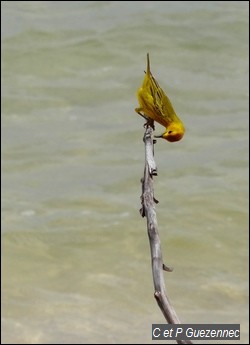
135, 53, 185, 142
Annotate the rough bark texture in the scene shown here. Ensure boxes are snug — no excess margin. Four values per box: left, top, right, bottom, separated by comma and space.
140, 124, 192, 345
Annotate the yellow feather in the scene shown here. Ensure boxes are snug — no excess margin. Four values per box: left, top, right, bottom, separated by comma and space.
135, 53, 185, 142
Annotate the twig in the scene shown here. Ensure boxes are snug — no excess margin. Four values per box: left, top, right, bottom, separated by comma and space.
140, 124, 192, 345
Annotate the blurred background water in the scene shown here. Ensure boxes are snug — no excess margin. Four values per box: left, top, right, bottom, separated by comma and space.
1, 1, 249, 344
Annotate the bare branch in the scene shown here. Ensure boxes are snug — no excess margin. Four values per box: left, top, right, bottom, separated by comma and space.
140, 124, 192, 345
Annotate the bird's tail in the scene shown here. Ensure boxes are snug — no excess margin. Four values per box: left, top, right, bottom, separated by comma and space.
146, 53, 150, 76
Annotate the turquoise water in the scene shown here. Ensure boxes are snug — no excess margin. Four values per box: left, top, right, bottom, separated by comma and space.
2, 1, 249, 344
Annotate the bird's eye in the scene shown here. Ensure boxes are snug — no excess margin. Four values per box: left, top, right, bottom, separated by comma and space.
168, 130, 173, 134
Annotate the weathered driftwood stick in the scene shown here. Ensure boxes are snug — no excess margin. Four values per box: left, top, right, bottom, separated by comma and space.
140, 124, 192, 345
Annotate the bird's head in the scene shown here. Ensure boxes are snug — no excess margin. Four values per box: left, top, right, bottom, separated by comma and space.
155, 122, 185, 142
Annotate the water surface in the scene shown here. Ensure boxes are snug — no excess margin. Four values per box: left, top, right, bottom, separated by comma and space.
2, 1, 249, 344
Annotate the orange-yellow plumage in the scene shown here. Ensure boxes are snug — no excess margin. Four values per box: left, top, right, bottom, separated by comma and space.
135, 53, 185, 142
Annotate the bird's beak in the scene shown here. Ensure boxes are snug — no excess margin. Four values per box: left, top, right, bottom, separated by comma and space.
154, 134, 163, 138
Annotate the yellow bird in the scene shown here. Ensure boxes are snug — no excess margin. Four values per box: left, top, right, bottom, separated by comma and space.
135, 53, 185, 142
